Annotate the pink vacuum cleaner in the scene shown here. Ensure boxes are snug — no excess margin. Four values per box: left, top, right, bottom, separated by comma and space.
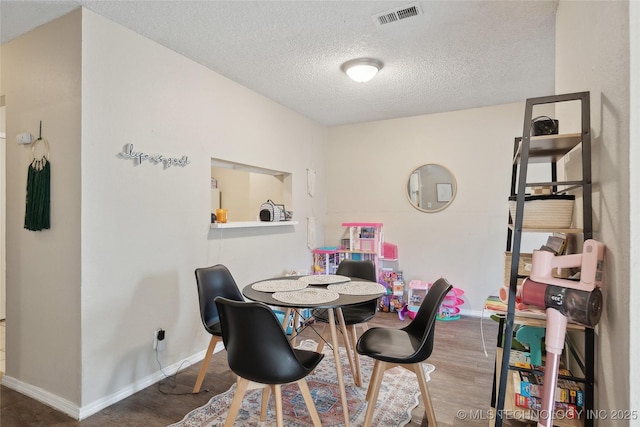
521, 239, 605, 427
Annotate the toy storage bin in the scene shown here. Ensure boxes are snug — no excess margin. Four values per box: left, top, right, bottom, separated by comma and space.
503, 251, 533, 279
508, 195, 575, 228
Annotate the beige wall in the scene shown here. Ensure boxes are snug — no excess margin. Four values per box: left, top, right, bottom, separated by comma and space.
326, 102, 535, 311
0, 99, 5, 321
1, 8, 327, 417
79, 8, 327, 412
1, 10, 83, 404
555, 1, 634, 423
630, 1, 640, 416
328, 2, 637, 414
211, 167, 252, 221
77, 9, 327, 411
1, 2, 636, 420
249, 174, 289, 220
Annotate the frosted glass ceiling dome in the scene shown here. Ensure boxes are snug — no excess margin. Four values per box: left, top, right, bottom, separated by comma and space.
341, 58, 383, 83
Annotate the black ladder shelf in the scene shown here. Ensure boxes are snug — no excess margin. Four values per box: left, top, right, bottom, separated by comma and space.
493, 91, 593, 427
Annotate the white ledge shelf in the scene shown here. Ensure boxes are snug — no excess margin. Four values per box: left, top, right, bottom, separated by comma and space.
210, 221, 299, 229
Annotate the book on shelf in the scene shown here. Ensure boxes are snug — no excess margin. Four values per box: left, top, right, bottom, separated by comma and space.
540, 232, 568, 255
513, 371, 584, 407
510, 354, 571, 373
513, 373, 581, 419
509, 349, 531, 365
513, 394, 581, 419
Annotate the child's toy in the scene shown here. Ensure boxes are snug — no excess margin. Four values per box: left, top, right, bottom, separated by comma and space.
378, 269, 398, 293
378, 295, 390, 312
515, 326, 546, 366
389, 295, 404, 312
378, 294, 404, 313
312, 246, 342, 275
499, 282, 526, 310
407, 280, 429, 311
397, 279, 430, 321
392, 280, 404, 296
437, 286, 464, 321
398, 303, 419, 321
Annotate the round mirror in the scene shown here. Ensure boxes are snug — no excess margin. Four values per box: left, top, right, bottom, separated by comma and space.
406, 164, 457, 213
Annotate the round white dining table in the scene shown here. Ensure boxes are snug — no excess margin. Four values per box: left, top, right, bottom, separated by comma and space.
243, 275, 385, 427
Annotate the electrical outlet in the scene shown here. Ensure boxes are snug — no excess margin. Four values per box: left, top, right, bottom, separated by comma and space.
153, 328, 165, 350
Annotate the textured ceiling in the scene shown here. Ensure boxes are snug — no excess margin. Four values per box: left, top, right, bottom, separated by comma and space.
1, 0, 558, 127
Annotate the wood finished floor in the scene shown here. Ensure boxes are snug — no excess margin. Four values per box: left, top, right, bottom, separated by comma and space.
0, 314, 529, 427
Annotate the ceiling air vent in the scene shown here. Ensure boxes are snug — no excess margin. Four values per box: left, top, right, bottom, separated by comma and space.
372, 3, 422, 27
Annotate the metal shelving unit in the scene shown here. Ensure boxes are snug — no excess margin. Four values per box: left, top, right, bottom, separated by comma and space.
493, 91, 593, 427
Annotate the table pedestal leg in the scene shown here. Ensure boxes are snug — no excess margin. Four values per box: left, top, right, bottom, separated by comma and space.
328, 309, 350, 427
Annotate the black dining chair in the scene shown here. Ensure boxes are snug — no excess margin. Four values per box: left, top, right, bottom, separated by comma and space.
192, 264, 245, 393
356, 277, 453, 427
312, 259, 378, 385
214, 297, 325, 427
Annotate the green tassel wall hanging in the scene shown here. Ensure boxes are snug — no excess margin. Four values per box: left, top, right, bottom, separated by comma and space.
24, 133, 51, 231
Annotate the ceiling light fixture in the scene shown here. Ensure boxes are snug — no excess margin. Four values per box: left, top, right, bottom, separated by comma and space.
341, 58, 383, 83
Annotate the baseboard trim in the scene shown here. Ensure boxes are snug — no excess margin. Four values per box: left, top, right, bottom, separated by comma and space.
1, 342, 224, 420
77, 349, 210, 419
460, 308, 494, 318
1, 375, 80, 418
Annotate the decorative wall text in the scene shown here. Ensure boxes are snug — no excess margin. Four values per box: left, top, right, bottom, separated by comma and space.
118, 144, 190, 168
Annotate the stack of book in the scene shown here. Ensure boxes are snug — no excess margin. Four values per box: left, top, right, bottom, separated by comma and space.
513, 370, 583, 418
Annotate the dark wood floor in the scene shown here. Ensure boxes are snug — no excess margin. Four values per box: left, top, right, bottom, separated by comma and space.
0, 313, 526, 426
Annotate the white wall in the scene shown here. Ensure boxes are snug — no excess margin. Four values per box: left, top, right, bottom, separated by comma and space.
555, 1, 632, 423
326, 7, 637, 419
1, 9, 83, 405
326, 103, 533, 312
79, 9, 327, 411
1, 2, 635, 420
1, 98, 6, 321
630, 1, 640, 418
2, 8, 327, 417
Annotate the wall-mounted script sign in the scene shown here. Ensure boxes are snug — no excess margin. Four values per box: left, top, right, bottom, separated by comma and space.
118, 144, 190, 168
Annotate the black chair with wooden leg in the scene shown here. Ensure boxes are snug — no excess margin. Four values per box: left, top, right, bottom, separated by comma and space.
215, 297, 325, 427
312, 259, 377, 386
192, 264, 244, 393
356, 277, 453, 427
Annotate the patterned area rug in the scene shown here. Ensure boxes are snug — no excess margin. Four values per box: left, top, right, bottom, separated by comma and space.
168, 339, 434, 427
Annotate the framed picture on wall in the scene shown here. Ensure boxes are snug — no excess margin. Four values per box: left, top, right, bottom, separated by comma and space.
436, 183, 453, 202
